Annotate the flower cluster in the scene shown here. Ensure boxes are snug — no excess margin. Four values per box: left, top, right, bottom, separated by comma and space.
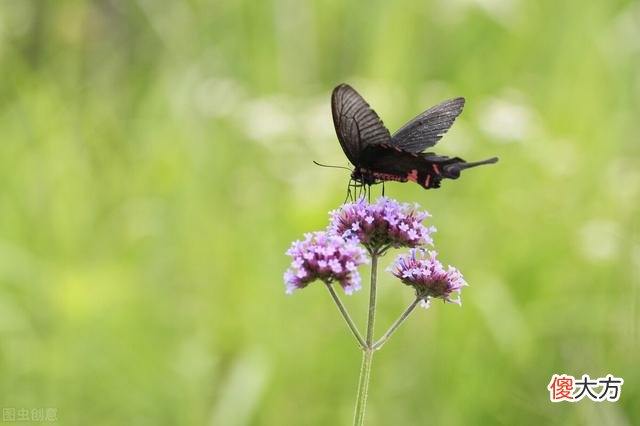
329, 197, 436, 253
388, 249, 467, 308
284, 197, 467, 309
284, 231, 369, 295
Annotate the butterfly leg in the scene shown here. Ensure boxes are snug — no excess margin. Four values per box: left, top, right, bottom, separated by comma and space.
345, 179, 355, 203
382, 181, 385, 197
345, 180, 350, 203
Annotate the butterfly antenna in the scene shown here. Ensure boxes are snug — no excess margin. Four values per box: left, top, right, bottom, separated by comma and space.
313, 161, 352, 171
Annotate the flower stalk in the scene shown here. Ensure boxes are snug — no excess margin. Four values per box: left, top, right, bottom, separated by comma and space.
325, 282, 366, 350
373, 296, 421, 351
353, 252, 378, 426
353, 349, 374, 426
284, 197, 468, 426
365, 252, 379, 346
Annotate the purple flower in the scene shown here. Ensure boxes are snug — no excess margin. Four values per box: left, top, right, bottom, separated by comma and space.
284, 231, 369, 295
329, 197, 436, 253
387, 249, 467, 308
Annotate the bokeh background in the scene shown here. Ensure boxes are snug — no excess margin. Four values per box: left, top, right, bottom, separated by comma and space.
1, 0, 638, 425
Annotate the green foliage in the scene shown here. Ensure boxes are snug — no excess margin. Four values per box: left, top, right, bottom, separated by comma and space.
0, 0, 638, 424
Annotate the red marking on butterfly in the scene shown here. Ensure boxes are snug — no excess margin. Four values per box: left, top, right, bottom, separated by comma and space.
372, 172, 408, 182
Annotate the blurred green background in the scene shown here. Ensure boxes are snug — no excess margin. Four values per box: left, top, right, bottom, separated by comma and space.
0, 0, 638, 425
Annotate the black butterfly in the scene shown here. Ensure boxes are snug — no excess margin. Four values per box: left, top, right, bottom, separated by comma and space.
331, 83, 498, 198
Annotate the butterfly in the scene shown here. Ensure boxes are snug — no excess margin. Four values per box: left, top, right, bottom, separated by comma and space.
331, 83, 498, 199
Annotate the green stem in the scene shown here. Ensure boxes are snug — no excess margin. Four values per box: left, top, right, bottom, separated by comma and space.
372, 296, 421, 351
353, 349, 373, 426
365, 253, 378, 346
353, 252, 378, 426
325, 282, 366, 350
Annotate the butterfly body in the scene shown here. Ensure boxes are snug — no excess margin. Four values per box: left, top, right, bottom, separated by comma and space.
331, 84, 498, 196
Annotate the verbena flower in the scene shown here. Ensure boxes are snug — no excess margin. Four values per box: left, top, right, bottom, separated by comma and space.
388, 249, 467, 308
284, 231, 369, 295
329, 197, 436, 253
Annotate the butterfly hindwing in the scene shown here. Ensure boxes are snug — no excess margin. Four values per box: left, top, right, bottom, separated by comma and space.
359, 145, 444, 189
331, 84, 391, 165
360, 145, 498, 189
390, 97, 465, 153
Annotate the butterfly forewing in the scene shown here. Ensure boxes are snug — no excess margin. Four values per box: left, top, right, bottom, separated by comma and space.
331, 84, 391, 165
390, 97, 465, 153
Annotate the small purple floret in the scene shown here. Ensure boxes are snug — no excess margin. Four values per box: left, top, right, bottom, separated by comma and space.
388, 249, 467, 308
329, 197, 436, 252
284, 231, 369, 295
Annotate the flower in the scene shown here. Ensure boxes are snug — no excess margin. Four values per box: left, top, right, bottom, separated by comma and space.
329, 197, 436, 253
284, 231, 369, 295
387, 249, 467, 308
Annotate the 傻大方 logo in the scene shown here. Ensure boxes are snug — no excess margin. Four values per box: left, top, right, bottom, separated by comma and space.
548, 374, 623, 402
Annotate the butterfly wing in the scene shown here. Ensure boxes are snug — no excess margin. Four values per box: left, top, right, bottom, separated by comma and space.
331, 84, 391, 166
390, 97, 465, 153
359, 145, 443, 188
360, 144, 498, 189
